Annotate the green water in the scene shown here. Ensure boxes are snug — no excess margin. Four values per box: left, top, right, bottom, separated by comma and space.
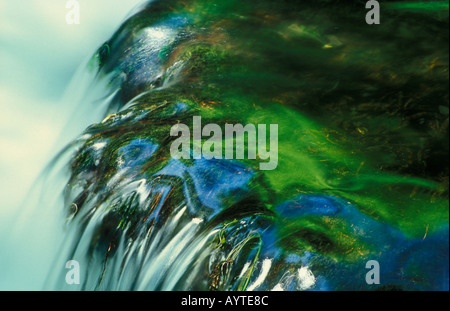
51, 0, 449, 290
97, 0, 448, 236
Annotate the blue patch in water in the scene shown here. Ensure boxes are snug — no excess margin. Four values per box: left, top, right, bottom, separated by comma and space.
118, 139, 159, 169
155, 157, 255, 218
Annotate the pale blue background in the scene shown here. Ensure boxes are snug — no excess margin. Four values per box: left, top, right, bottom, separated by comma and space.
0, 0, 146, 290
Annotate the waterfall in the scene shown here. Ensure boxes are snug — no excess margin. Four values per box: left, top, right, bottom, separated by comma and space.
1, 0, 448, 291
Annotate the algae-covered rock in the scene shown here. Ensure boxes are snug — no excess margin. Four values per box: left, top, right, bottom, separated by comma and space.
48, 0, 448, 291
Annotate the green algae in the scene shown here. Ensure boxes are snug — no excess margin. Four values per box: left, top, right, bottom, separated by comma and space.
85, 0, 449, 236
63, 1, 449, 290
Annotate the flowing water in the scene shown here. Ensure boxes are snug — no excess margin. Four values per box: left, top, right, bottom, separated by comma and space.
0, 0, 145, 290
1, 0, 449, 291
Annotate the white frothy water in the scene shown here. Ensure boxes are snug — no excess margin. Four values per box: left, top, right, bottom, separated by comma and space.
0, 0, 146, 290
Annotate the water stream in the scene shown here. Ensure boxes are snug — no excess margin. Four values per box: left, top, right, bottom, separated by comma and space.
1, 0, 449, 291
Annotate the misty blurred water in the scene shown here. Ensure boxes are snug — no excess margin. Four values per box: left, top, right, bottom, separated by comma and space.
0, 0, 145, 290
